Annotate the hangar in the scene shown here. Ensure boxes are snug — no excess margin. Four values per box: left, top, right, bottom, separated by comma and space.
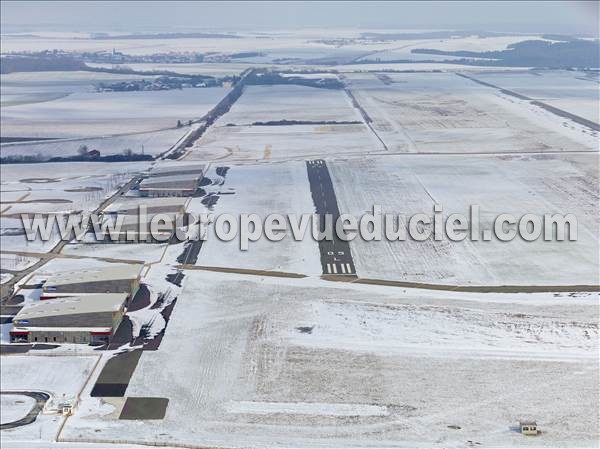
41, 264, 143, 300
10, 293, 128, 345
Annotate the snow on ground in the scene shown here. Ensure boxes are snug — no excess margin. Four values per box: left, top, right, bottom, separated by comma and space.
415, 35, 550, 53
1, 322, 13, 342
0, 355, 97, 399
329, 152, 599, 286
356, 35, 549, 63
0, 29, 376, 58
1, 216, 61, 254
0, 272, 14, 284
62, 270, 599, 448
0, 394, 36, 424
61, 241, 168, 264
471, 70, 600, 124
31, 257, 140, 281
188, 123, 380, 162
343, 72, 596, 152
200, 162, 321, 275
85, 62, 267, 76
0, 355, 98, 443
217, 85, 362, 125
1, 162, 147, 254
0, 253, 38, 271
1, 161, 148, 186
332, 62, 530, 72
1, 126, 189, 159
1, 70, 158, 107
1, 87, 230, 139
226, 401, 389, 416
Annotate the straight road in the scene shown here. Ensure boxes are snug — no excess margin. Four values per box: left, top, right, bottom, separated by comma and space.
306, 159, 356, 276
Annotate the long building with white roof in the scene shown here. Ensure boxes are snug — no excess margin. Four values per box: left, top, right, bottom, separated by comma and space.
41, 264, 143, 299
10, 293, 128, 345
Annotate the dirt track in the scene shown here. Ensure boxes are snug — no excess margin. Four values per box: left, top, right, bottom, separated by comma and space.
178, 264, 599, 293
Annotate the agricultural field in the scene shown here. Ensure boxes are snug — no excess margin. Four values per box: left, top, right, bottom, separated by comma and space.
217, 85, 362, 124
1, 86, 230, 139
1, 126, 190, 159
188, 122, 380, 162
329, 152, 599, 286
199, 161, 321, 275
0, 161, 149, 255
1, 15, 598, 449
62, 271, 599, 448
354, 34, 553, 63
186, 82, 383, 162
470, 70, 600, 124
0, 70, 158, 107
85, 62, 265, 77
343, 72, 597, 153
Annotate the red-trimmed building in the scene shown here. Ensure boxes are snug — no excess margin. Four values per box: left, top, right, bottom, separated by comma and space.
10, 293, 128, 345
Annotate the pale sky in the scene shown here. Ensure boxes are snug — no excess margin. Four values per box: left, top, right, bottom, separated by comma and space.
1, 1, 598, 36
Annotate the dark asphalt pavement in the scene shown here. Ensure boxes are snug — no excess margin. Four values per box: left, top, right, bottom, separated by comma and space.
0, 391, 50, 429
306, 159, 356, 276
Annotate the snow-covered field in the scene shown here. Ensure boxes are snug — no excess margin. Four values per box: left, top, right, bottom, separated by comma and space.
1, 126, 189, 159
0, 394, 36, 425
471, 70, 600, 124
188, 122, 380, 162
1, 355, 98, 442
0, 253, 39, 271
217, 85, 362, 124
1, 29, 598, 449
62, 271, 599, 448
1, 87, 230, 139
1, 161, 148, 254
344, 72, 597, 152
354, 35, 548, 63
0, 272, 13, 284
1, 355, 97, 399
330, 152, 599, 286
1, 161, 147, 213
199, 162, 321, 274
86, 62, 276, 76
1, 70, 158, 107
1, 31, 544, 62
61, 241, 168, 264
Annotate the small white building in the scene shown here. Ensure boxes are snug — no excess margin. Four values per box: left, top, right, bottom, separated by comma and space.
519, 420, 539, 436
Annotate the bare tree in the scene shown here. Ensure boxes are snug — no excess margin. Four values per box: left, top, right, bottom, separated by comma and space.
77, 144, 89, 156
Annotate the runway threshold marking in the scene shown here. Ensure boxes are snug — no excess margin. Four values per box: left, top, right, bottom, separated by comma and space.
306, 159, 357, 276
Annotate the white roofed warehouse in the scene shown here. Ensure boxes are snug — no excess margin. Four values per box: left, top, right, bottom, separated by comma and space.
41, 264, 143, 300
10, 293, 128, 345
138, 173, 203, 197
137, 164, 205, 198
